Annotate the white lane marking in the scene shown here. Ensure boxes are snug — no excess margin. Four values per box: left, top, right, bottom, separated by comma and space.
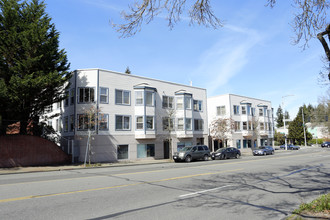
179, 185, 234, 198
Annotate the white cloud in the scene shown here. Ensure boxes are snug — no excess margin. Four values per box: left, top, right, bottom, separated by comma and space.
192, 24, 263, 95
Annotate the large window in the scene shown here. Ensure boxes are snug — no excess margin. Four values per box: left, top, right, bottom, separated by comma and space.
248, 121, 252, 130
117, 145, 128, 159
217, 106, 226, 116
242, 106, 246, 115
146, 91, 154, 106
194, 119, 203, 131
115, 89, 130, 105
162, 117, 174, 130
137, 144, 155, 158
233, 105, 240, 115
99, 114, 109, 130
242, 121, 247, 130
193, 100, 203, 111
115, 115, 130, 130
234, 121, 241, 131
70, 89, 75, 105
236, 140, 241, 149
146, 116, 154, 130
260, 122, 265, 130
77, 114, 95, 130
259, 108, 263, 116
185, 118, 192, 130
162, 96, 173, 108
135, 91, 143, 105
177, 118, 184, 130
78, 87, 95, 103
136, 116, 143, 130
69, 115, 74, 131
176, 97, 183, 109
100, 87, 109, 104
185, 96, 192, 109
251, 107, 256, 116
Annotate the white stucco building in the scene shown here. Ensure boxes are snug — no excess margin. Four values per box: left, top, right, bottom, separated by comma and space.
43, 69, 208, 162
207, 94, 275, 153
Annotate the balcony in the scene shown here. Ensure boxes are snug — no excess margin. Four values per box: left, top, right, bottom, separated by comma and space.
242, 130, 253, 138
176, 131, 194, 138
135, 131, 156, 139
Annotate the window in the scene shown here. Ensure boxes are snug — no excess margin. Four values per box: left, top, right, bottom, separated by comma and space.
163, 117, 174, 130
259, 108, 263, 116
69, 115, 74, 131
70, 89, 75, 105
78, 87, 95, 103
248, 121, 252, 130
137, 144, 155, 158
136, 116, 143, 130
194, 119, 203, 131
243, 121, 247, 130
235, 121, 241, 131
236, 140, 241, 149
242, 106, 246, 115
177, 118, 184, 130
116, 115, 130, 130
193, 100, 202, 111
185, 118, 192, 130
117, 145, 128, 159
64, 91, 69, 107
135, 91, 143, 105
176, 97, 183, 109
146, 91, 154, 106
48, 120, 52, 127
99, 114, 109, 130
268, 122, 272, 131
185, 96, 191, 109
264, 108, 268, 117
251, 107, 256, 116
260, 122, 265, 130
77, 114, 95, 130
247, 105, 251, 115
115, 89, 130, 105
146, 116, 154, 130
100, 87, 109, 104
233, 105, 240, 115
162, 96, 173, 108
217, 106, 226, 116
64, 116, 68, 132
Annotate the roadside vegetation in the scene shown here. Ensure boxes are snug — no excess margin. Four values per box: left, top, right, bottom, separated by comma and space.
287, 193, 330, 219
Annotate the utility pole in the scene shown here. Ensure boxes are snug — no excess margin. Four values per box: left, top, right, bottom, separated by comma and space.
302, 108, 307, 147
282, 95, 294, 150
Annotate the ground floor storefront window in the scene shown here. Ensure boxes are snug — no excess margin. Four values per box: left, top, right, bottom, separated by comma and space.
117, 145, 128, 159
137, 144, 155, 158
177, 142, 192, 152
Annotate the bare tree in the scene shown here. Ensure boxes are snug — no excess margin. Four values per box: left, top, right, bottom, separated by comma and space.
112, 0, 223, 38
158, 107, 176, 160
209, 117, 235, 148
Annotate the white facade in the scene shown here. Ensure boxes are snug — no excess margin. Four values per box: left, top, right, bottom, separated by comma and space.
207, 94, 275, 153
43, 69, 208, 162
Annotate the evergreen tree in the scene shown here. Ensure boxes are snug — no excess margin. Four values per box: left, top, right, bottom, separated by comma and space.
288, 107, 313, 145
125, 66, 131, 74
276, 105, 284, 128
0, 0, 70, 134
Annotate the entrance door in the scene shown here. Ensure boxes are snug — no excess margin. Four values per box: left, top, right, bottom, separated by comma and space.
163, 140, 170, 159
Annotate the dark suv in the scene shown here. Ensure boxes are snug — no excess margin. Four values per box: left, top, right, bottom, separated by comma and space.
321, 141, 330, 148
173, 145, 210, 162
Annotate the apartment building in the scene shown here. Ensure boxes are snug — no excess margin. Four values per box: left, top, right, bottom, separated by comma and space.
207, 94, 275, 153
43, 69, 208, 162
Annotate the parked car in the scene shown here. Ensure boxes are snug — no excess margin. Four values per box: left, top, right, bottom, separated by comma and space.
173, 145, 210, 162
211, 147, 241, 160
280, 144, 300, 150
321, 141, 330, 148
253, 146, 275, 156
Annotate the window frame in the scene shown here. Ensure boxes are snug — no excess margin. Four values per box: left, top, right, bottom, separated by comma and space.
115, 89, 130, 105
99, 114, 109, 131
78, 87, 95, 104
100, 87, 109, 104
136, 116, 144, 130
217, 106, 226, 116
115, 115, 131, 131
162, 95, 174, 109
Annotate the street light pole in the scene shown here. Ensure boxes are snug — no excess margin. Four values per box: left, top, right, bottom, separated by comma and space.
282, 95, 294, 150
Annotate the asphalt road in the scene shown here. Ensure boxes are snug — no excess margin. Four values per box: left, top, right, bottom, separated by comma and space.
0, 147, 329, 220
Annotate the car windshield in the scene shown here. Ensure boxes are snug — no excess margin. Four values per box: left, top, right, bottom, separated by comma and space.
180, 147, 192, 152
258, 146, 266, 149
215, 148, 226, 153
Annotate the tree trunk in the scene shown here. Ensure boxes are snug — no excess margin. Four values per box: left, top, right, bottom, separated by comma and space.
317, 24, 330, 81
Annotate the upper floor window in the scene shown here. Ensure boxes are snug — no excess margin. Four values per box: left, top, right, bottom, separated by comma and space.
100, 87, 109, 104
248, 121, 252, 130
217, 106, 226, 116
146, 116, 154, 130
135, 91, 154, 106
176, 97, 183, 110
260, 122, 265, 130
64, 91, 69, 107
99, 114, 109, 130
264, 108, 268, 117
193, 100, 203, 111
77, 114, 95, 130
69, 115, 74, 132
234, 121, 241, 131
135, 91, 143, 105
162, 96, 174, 108
185, 118, 192, 130
242, 121, 247, 130
177, 118, 184, 130
70, 89, 75, 105
251, 107, 256, 116
233, 105, 240, 115
247, 105, 251, 115
185, 96, 192, 109
115, 89, 130, 105
115, 115, 130, 130
64, 116, 68, 132
162, 117, 174, 130
194, 119, 203, 131
78, 87, 95, 103
241, 106, 246, 115
259, 108, 263, 116
146, 91, 154, 106
136, 116, 144, 130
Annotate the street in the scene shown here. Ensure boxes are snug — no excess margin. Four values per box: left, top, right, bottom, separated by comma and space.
0, 147, 329, 220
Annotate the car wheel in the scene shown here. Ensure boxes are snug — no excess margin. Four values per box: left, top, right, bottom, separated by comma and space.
203, 155, 209, 161
236, 153, 240, 159
185, 155, 192, 163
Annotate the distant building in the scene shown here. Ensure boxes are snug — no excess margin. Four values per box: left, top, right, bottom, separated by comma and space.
207, 94, 275, 153
306, 122, 329, 140
42, 69, 208, 162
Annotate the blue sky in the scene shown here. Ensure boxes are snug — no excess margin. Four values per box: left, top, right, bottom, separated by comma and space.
45, 0, 328, 120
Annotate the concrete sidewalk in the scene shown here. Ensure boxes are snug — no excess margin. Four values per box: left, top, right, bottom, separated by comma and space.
0, 159, 172, 175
